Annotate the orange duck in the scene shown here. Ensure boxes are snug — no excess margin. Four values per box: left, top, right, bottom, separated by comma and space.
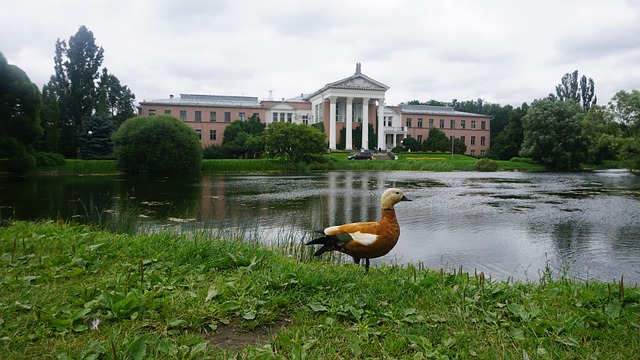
306, 188, 411, 271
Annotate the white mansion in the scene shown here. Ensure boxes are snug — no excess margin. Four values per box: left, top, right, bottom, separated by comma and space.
137, 63, 491, 156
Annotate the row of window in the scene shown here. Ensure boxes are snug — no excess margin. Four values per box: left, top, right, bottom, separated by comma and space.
413, 134, 486, 146
272, 112, 311, 124
147, 109, 259, 123
405, 118, 486, 130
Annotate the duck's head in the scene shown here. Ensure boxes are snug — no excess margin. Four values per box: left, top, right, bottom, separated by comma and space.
381, 188, 411, 210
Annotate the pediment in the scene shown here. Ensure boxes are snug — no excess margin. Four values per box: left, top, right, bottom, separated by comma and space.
329, 74, 389, 91
271, 103, 296, 110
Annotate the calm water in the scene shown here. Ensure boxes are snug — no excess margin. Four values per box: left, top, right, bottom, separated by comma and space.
2, 171, 639, 284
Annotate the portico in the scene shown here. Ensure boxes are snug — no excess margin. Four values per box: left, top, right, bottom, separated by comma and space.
307, 63, 391, 150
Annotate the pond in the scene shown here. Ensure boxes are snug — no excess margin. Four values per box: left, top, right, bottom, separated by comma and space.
2, 170, 639, 285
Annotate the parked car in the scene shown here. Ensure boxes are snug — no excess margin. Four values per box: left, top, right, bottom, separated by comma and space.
347, 152, 373, 160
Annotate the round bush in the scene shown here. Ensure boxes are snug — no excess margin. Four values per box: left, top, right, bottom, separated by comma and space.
475, 158, 499, 172
113, 115, 202, 174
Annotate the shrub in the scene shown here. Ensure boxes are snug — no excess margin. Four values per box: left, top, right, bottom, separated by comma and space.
113, 115, 202, 174
509, 157, 537, 164
475, 158, 499, 172
34, 152, 65, 166
203, 145, 232, 159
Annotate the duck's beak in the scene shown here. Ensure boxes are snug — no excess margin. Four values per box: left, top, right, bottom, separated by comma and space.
401, 195, 412, 202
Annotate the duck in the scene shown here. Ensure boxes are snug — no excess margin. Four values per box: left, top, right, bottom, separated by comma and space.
306, 188, 411, 271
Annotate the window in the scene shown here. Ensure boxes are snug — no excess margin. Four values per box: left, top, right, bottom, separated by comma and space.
417, 135, 423, 142
471, 149, 476, 156
280, 113, 285, 122
179, 110, 186, 121
460, 136, 465, 144
224, 112, 231, 122
273, 113, 278, 122
195, 129, 201, 140
417, 118, 423, 128
439, 119, 445, 128
429, 118, 434, 128
239, 112, 246, 120
210, 130, 216, 140
481, 121, 486, 130
481, 136, 486, 146
195, 111, 202, 122
253, 113, 260, 121
302, 114, 309, 124
164, 109, 171, 115
480, 150, 486, 156
461, 120, 466, 129
406, 118, 412, 127
471, 136, 476, 145
450, 119, 455, 129
471, 120, 476, 129
287, 113, 292, 122
148, 109, 156, 115
210, 111, 217, 122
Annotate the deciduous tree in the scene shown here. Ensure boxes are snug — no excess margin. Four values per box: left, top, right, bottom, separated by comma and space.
113, 115, 202, 174
520, 99, 586, 170
43, 26, 135, 158
264, 122, 326, 162
0, 52, 43, 172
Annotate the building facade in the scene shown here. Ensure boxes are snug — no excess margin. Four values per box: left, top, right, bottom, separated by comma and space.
137, 63, 491, 155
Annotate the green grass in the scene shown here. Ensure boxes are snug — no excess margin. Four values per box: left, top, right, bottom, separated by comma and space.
36, 160, 120, 175
34, 154, 630, 175
2, 221, 639, 359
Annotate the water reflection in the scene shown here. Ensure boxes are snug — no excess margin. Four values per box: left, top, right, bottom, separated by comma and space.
1, 170, 639, 285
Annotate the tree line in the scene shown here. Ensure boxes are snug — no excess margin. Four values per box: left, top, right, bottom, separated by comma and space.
2, 26, 640, 173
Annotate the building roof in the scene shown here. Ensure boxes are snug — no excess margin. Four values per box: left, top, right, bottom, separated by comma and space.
400, 104, 490, 118
140, 94, 262, 107
306, 63, 390, 100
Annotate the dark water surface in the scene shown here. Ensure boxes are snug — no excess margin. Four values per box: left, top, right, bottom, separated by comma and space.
2, 170, 639, 284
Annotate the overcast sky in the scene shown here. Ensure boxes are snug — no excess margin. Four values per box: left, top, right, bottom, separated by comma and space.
2, 0, 639, 107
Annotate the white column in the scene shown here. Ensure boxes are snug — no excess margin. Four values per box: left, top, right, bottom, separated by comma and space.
329, 97, 337, 150
361, 98, 369, 150
345, 97, 353, 150
377, 99, 385, 150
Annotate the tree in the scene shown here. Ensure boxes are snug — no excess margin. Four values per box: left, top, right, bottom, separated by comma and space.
607, 89, 640, 170
520, 99, 586, 170
580, 76, 596, 110
608, 89, 640, 137
555, 70, 596, 110
37, 82, 61, 152
487, 103, 528, 160
80, 115, 115, 159
401, 137, 420, 151
453, 138, 467, 155
555, 71, 580, 103
43, 26, 135, 158
49, 26, 104, 157
113, 115, 202, 174
581, 105, 622, 164
97, 68, 136, 128
0, 52, 43, 172
423, 127, 449, 152
221, 116, 265, 158
264, 122, 326, 162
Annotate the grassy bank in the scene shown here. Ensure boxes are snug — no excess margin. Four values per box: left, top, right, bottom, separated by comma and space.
33, 153, 548, 175
2, 221, 639, 359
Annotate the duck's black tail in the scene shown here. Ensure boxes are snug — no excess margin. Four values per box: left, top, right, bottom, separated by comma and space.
306, 231, 339, 257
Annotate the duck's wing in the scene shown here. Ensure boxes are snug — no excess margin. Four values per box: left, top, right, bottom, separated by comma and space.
323, 221, 381, 246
